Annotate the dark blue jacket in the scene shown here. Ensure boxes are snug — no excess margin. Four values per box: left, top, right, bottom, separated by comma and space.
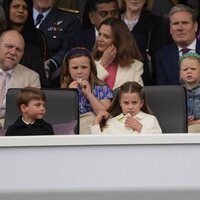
6, 117, 54, 136
68, 27, 96, 52
38, 7, 81, 65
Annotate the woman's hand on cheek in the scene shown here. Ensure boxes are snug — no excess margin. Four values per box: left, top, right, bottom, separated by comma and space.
124, 116, 142, 133
100, 45, 117, 68
69, 81, 79, 89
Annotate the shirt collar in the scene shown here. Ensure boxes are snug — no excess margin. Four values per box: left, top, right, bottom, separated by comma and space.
95, 27, 99, 38
134, 111, 147, 120
33, 7, 52, 22
185, 82, 200, 90
22, 117, 35, 125
178, 39, 196, 52
0, 68, 13, 76
116, 111, 146, 121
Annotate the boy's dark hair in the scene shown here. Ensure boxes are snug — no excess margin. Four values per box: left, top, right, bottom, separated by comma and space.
16, 87, 46, 110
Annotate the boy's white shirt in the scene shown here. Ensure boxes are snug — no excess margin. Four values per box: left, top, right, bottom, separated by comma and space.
90, 111, 162, 134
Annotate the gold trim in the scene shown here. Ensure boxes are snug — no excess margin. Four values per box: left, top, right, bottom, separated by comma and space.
57, 7, 79, 14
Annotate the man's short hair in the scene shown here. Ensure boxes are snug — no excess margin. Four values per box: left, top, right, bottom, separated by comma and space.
88, 0, 118, 12
169, 4, 197, 23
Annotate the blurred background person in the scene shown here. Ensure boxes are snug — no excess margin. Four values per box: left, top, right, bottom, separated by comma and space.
68, 0, 119, 52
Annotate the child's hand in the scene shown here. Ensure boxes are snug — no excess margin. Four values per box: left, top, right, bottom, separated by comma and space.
100, 45, 117, 68
80, 80, 91, 97
94, 110, 110, 125
69, 81, 79, 88
124, 116, 143, 133
188, 116, 200, 125
188, 115, 194, 124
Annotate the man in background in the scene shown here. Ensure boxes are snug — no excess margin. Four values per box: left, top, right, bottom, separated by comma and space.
33, 0, 81, 87
155, 4, 200, 85
68, 0, 118, 52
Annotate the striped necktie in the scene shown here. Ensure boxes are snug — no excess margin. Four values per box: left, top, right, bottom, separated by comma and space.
0, 71, 8, 107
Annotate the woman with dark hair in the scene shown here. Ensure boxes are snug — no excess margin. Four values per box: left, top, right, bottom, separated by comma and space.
2, 0, 48, 87
93, 17, 143, 90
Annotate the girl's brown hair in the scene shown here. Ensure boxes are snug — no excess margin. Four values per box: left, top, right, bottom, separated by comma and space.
100, 81, 152, 129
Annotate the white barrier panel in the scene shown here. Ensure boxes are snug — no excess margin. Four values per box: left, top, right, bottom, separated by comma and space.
0, 134, 200, 200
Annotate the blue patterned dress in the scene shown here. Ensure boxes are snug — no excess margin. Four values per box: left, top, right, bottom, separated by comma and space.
78, 84, 113, 114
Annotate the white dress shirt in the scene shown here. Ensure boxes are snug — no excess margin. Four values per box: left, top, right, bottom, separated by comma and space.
178, 39, 196, 56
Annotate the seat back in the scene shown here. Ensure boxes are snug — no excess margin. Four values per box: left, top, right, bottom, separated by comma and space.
113, 85, 188, 133
4, 88, 79, 134
144, 85, 187, 133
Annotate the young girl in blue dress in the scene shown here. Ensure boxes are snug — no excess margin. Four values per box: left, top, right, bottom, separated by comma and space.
61, 47, 113, 134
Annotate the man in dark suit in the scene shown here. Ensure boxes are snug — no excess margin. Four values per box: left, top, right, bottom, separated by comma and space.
155, 4, 200, 85
68, 0, 118, 52
33, 0, 81, 87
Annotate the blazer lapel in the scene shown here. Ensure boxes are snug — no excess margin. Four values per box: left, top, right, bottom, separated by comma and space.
114, 65, 132, 89
196, 39, 200, 53
39, 8, 57, 29
170, 44, 179, 81
10, 65, 22, 87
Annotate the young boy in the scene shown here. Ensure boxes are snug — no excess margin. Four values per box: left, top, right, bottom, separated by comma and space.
179, 52, 200, 133
6, 87, 54, 136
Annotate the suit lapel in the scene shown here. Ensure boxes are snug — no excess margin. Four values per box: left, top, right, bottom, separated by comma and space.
196, 39, 200, 53
10, 65, 22, 87
39, 8, 57, 29
170, 44, 179, 80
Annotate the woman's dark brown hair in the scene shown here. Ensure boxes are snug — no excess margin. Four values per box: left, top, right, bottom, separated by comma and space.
93, 17, 142, 66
